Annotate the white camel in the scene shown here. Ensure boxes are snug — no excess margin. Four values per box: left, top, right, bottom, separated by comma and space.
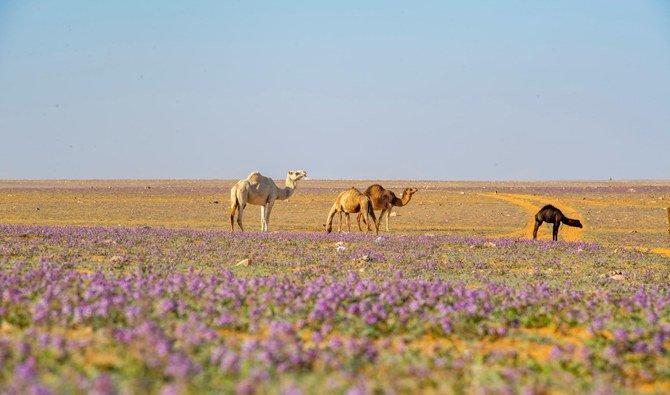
229, 170, 307, 231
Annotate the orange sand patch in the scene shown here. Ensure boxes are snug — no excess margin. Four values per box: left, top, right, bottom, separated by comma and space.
650, 247, 670, 258
65, 326, 94, 339
478, 194, 670, 260
218, 328, 268, 341
389, 325, 598, 362
482, 337, 555, 361
520, 325, 592, 346
213, 324, 597, 363
626, 246, 670, 259
0, 321, 17, 335
1, 324, 98, 341
481, 193, 585, 241
637, 381, 670, 394
394, 332, 555, 361
85, 350, 121, 368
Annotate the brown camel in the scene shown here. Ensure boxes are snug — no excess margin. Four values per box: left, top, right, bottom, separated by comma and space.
533, 204, 583, 241
356, 185, 418, 232
325, 187, 379, 234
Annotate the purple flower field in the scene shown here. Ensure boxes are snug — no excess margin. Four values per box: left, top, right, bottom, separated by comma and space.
1, 224, 670, 393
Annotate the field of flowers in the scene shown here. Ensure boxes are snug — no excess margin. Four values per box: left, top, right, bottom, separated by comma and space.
1, 224, 670, 393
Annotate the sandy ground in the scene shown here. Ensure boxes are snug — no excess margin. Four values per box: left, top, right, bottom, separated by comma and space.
1, 179, 669, 250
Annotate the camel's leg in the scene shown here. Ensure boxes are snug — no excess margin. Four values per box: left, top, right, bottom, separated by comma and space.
325, 205, 338, 233
357, 212, 371, 231
346, 213, 351, 232
358, 212, 371, 231
229, 186, 238, 231
377, 208, 387, 229
552, 222, 560, 241
362, 202, 377, 234
338, 211, 342, 233
385, 208, 391, 232
365, 210, 379, 235
260, 205, 266, 231
371, 208, 379, 235
264, 200, 274, 231
532, 219, 542, 239
236, 204, 246, 232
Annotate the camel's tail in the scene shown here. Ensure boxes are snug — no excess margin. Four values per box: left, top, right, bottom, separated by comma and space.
229, 187, 238, 231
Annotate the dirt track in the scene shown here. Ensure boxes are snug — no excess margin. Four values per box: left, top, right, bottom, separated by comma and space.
481, 193, 584, 241
481, 192, 670, 258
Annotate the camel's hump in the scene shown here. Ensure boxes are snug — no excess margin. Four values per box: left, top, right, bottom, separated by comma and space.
246, 171, 268, 184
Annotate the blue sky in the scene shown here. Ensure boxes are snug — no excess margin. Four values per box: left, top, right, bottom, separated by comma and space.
1, 1, 669, 180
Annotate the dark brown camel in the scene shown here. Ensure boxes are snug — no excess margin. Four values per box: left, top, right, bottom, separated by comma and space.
533, 204, 583, 241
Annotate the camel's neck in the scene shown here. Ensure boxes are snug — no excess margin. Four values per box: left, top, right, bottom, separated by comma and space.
561, 217, 580, 227
392, 192, 413, 207
276, 178, 298, 200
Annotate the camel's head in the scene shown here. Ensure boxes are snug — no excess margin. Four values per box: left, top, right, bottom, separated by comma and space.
287, 170, 307, 182
403, 187, 418, 197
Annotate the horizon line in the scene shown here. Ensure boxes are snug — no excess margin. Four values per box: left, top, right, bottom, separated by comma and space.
1, 178, 670, 183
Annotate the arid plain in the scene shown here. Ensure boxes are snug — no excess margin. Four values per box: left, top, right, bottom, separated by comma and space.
2, 179, 669, 249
